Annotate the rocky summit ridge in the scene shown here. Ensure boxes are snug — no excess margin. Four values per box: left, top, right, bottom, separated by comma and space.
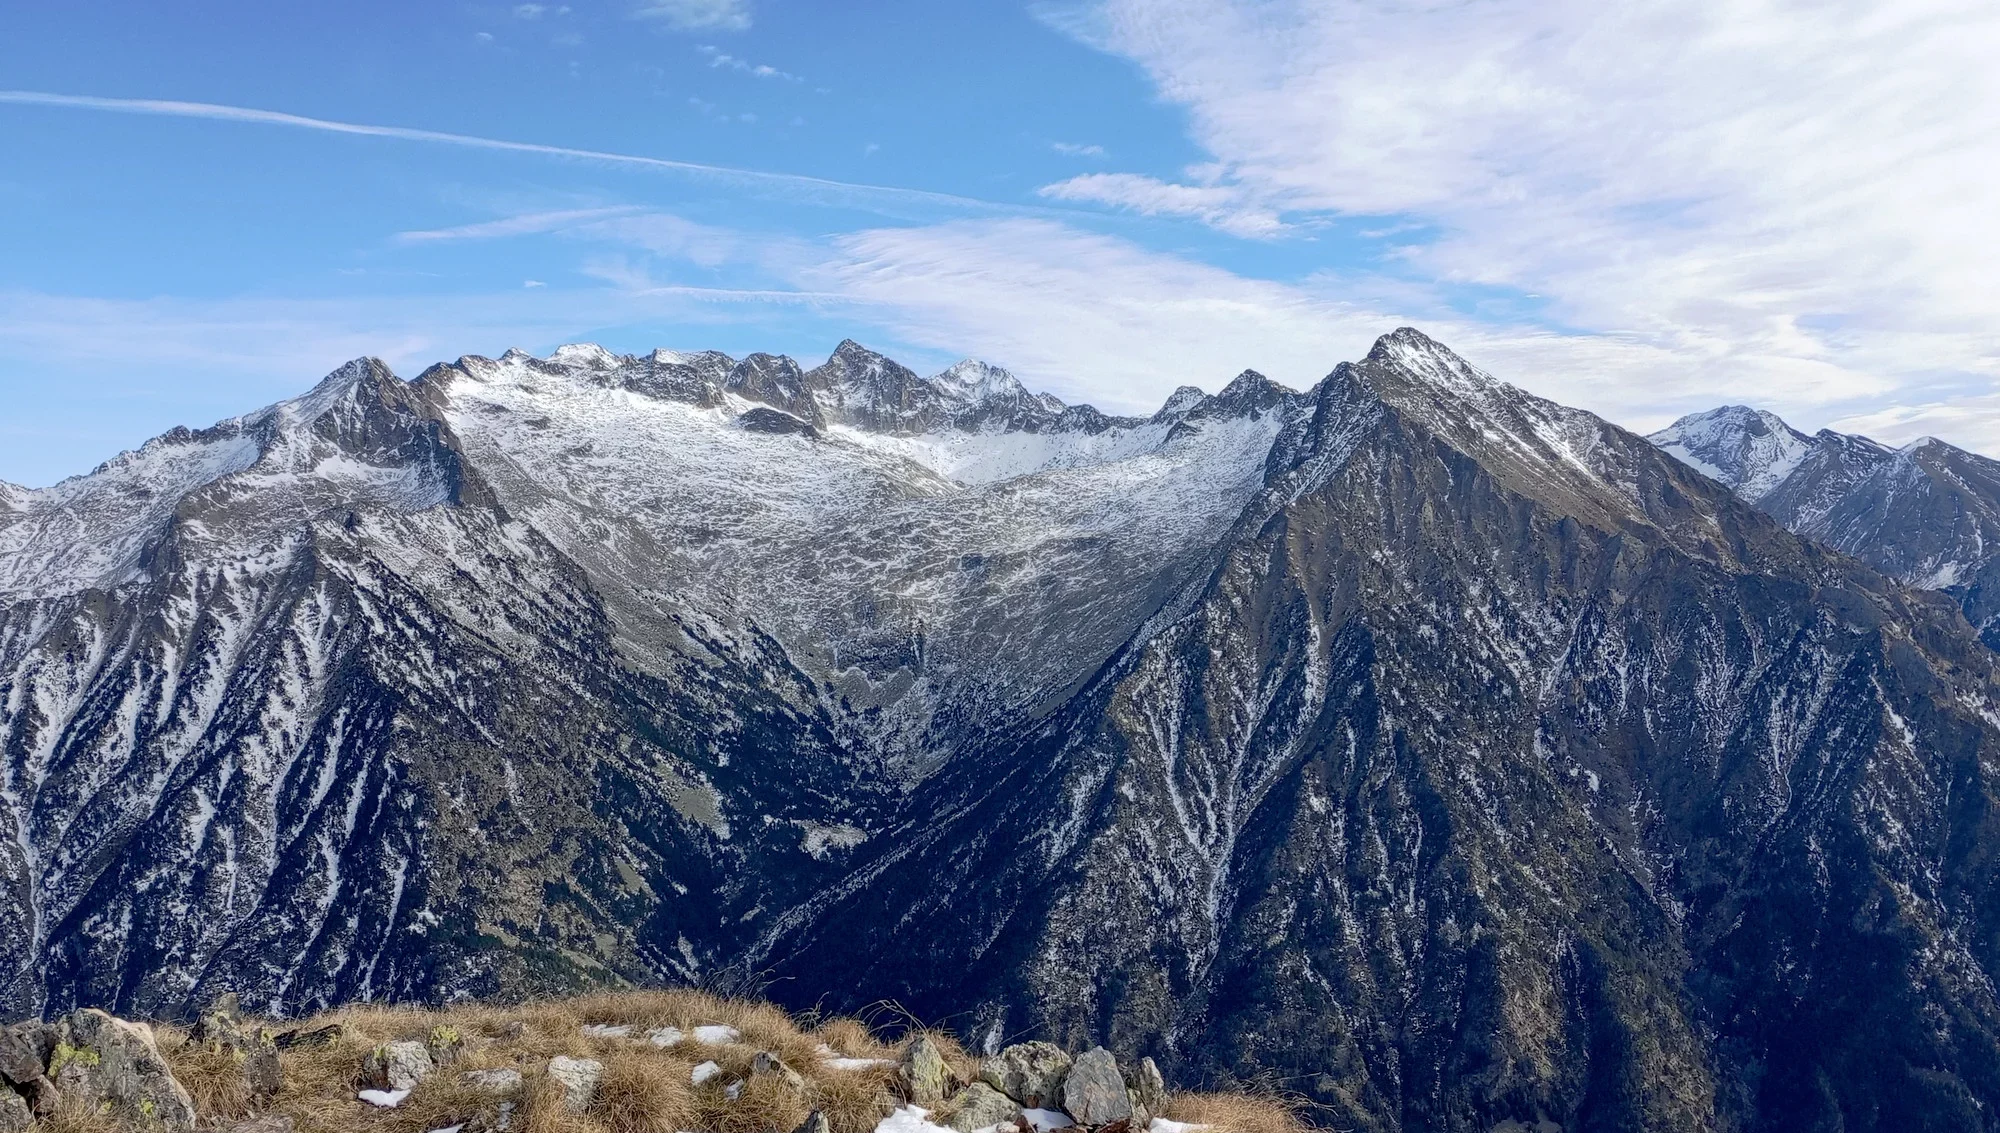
7, 330, 2000, 1133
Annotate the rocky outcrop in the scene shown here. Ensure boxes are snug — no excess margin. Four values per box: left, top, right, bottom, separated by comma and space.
46, 1010, 196, 1129
978, 1041, 1069, 1109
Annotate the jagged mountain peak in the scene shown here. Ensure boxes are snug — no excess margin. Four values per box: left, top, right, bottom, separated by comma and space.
1155, 385, 1207, 418
1195, 369, 1293, 419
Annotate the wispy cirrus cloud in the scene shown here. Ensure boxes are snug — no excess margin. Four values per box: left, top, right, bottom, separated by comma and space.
1038, 172, 1283, 238
1051, 142, 1104, 158
635, 0, 748, 31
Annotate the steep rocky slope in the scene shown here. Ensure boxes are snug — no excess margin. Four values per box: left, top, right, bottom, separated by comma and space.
766, 332, 2000, 1132
6, 332, 2000, 1132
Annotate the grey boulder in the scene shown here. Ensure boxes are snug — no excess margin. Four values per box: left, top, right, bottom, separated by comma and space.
979, 1042, 1070, 1108
49, 1009, 198, 1129
948, 1081, 1022, 1132
1059, 1048, 1132, 1127
1124, 1057, 1166, 1126
0, 1090, 30, 1133
362, 1040, 435, 1092
900, 1035, 955, 1107
547, 1055, 604, 1111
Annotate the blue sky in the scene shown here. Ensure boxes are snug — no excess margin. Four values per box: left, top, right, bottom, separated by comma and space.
4, 0, 1998, 486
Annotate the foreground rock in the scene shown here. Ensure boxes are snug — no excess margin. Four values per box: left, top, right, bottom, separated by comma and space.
362, 1039, 434, 1092
899, 1036, 955, 1107
546, 1055, 603, 1111
979, 1042, 1069, 1110
49, 1010, 197, 1129
1060, 1048, 1132, 1127
946, 1082, 1020, 1132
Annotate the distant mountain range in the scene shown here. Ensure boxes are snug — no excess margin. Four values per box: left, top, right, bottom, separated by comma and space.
1652, 404, 2000, 645
6, 329, 2000, 1133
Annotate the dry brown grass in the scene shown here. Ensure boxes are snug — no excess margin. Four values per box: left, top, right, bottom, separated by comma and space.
693, 1070, 814, 1133
161, 1040, 254, 1120
27, 1097, 122, 1133
510, 1070, 606, 1133
811, 1059, 900, 1133
1164, 1090, 1308, 1133
594, 1049, 700, 1133
63, 987, 1302, 1133
813, 1018, 894, 1059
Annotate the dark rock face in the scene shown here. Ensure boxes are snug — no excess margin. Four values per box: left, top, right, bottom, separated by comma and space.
7, 331, 2000, 1133
738, 408, 820, 437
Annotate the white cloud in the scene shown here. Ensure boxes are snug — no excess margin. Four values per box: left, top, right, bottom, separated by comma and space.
513, 4, 546, 18
1039, 172, 1284, 238
635, 0, 748, 31
1051, 142, 1105, 157
698, 45, 800, 81
796, 218, 1760, 426
1040, 0, 2000, 427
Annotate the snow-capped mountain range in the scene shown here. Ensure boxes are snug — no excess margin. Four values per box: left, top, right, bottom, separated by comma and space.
1652, 404, 2000, 640
7, 330, 2000, 1133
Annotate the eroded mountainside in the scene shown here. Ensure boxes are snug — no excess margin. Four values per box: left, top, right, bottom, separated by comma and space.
7, 331, 2000, 1133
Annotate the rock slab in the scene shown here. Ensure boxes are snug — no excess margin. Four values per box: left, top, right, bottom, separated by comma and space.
547, 1055, 603, 1111
1060, 1048, 1132, 1127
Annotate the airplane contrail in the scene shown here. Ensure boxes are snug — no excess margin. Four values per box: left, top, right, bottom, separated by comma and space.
0, 89, 1018, 218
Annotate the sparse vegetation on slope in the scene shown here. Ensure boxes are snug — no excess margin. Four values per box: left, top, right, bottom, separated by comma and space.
0, 989, 1303, 1133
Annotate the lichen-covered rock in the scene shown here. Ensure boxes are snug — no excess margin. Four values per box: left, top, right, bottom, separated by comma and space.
362, 1040, 435, 1092
900, 1036, 955, 1107
50, 1009, 197, 1129
1123, 1057, 1165, 1126
791, 1110, 831, 1133
0, 1090, 30, 1133
427, 1024, 468, 1066
754, 1050, 808, 1091
1060, 1048, 1131, 1127
948, 1081, 1021, 1132
980, 1042, 1071, 1107
243, 1035, 283, 1103
547, 1055, 603, 1111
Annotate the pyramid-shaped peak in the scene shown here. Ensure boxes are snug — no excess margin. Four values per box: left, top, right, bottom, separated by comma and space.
828, 339, 895, 368
1362, 327, 1497, 395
